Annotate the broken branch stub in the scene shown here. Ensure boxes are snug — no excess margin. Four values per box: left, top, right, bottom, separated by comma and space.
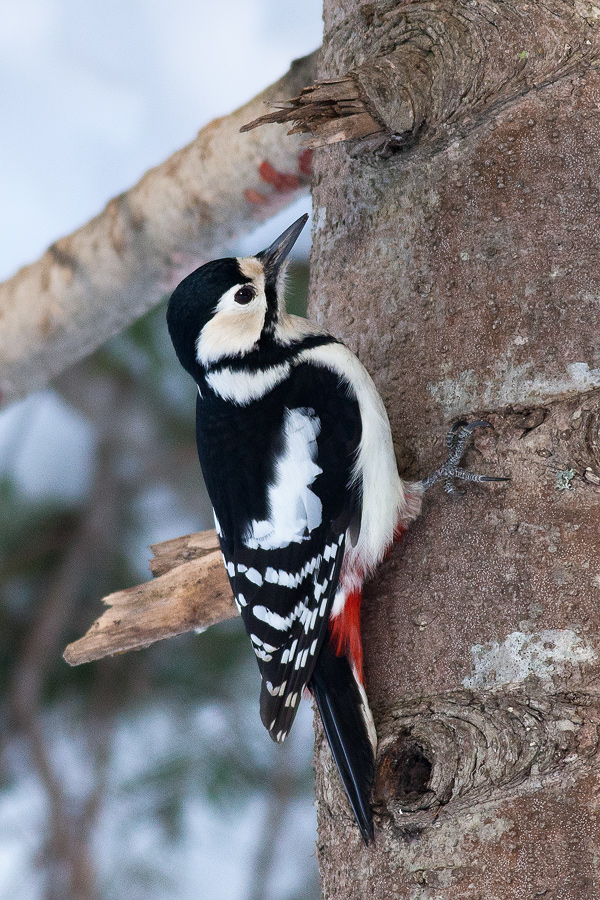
242, 1, 600, 151
63, 530, 237, 666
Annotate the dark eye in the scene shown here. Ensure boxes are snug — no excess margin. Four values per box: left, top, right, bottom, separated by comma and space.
234, 285, 256, 305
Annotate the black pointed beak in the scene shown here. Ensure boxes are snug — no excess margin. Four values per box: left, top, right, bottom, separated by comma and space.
258, 214, 308, 282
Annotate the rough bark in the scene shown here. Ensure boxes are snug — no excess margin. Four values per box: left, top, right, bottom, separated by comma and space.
244, 1, 599, 152
0, 52, 318, 409
308, 2, 600, 897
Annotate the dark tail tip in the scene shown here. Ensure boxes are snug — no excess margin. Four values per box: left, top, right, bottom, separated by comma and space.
310, 644, 375, 844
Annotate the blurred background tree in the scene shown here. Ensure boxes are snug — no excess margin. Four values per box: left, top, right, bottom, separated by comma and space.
0, 3, 322, 896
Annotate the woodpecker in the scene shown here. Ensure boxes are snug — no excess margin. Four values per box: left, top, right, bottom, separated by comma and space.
166, 214, 507, 843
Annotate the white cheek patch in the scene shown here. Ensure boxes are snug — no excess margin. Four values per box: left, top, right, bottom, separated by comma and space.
196, 279, 267, 365
274, 313, 327, 345
243, 407, 323, 550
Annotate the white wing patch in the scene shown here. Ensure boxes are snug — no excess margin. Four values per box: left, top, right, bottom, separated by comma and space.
244, 567, 263, 586
263, 554, 322, 588
265, 679, 287, 697
243, 407, 323, 550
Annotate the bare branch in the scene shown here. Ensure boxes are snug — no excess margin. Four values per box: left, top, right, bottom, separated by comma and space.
63, 530, 236, 666
0, 51, 319, 409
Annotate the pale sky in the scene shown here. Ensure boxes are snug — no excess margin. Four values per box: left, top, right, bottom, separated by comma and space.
0, 0, 322, 280
0, 0, 322, 500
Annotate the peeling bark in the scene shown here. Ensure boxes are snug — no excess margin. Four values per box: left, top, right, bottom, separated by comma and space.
306, 1, 600, 896
0, 52, 318, 408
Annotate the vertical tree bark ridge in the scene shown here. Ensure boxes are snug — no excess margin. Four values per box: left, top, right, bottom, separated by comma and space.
310, 2, 600, 897
0, 51, 318, 409
243, 1, 600, 152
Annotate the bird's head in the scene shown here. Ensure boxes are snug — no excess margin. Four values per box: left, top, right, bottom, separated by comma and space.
167, 214, 308, 377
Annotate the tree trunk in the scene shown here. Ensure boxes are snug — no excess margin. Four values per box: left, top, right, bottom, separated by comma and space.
309, 2, 600, 897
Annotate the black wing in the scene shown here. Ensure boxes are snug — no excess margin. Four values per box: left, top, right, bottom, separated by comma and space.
228, 527, 347, 741
200, 359, 362, 741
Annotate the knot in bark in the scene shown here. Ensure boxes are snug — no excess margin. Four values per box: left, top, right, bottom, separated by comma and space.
373, 690, 600, 832
244, 0, 600, 153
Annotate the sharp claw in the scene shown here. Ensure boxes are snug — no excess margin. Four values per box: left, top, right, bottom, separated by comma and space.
450, 419, 490, 436
422, 420, 508, 495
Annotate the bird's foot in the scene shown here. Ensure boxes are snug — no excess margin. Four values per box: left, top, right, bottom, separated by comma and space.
421, 420, 509, 496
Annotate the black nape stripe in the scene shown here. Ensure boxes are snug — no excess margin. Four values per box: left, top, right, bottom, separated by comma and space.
204, 333, 339, 374
262, 282, 279, 335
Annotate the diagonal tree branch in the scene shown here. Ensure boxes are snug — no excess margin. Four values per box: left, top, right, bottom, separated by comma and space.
63, 530, 236, 666
0, 51, 319, 409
